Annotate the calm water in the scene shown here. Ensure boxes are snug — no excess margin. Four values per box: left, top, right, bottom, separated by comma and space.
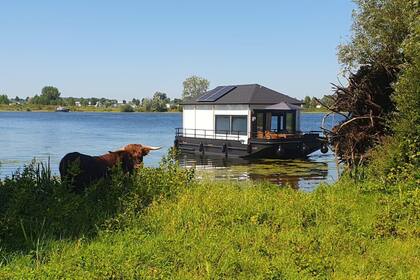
0, 111, 340, 190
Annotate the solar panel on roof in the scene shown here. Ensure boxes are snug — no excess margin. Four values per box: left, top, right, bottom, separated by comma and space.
197, 86, 236, 102
196, 86, 223, 102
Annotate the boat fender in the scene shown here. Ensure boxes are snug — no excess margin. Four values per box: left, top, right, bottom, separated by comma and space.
277, 145, 284, 155
199, 142, 204, 153
222, 143, 228, 154
174, 139, 179, 148
247, 143, 252, 153
321, 143, 328, 154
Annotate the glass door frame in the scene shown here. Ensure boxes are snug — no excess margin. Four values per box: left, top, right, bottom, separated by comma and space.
251, 110, 296, 135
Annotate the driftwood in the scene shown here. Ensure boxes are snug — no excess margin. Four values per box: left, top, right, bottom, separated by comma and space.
320, 65, 398, 168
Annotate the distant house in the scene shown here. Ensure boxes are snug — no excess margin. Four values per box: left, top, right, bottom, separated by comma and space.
75, 101, 81, 107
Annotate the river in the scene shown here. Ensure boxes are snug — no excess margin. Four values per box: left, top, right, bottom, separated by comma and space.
0, 111, 340, 190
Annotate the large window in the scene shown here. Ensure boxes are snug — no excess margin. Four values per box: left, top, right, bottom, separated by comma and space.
215, 116, 230, 134
232, 116, 247, 135
215, 115, 247, 135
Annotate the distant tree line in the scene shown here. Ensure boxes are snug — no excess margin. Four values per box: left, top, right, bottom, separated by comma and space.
302, 95, 334, 109
1, 75, 211, 111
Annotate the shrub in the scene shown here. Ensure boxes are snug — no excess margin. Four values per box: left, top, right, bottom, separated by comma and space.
119, 104, 134, 112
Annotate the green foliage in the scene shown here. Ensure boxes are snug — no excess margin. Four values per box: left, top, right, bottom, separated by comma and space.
119, 104, 134, 112
138, 92, 170, 112
390, 6, 420, 164
364, 2, 420, 184
182, 75, 210, 100
30, 86, 62, 105
0, 153, 193, 255
338, 0, 413, 69
332, 0, 419, 173
0, 95, 9, 104
0, 159, 418, 278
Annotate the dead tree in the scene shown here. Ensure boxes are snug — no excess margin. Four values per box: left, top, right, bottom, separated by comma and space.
320, 65, 398, 170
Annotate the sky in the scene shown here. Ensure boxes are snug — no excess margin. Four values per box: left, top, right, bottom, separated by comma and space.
0, 0, 355, 101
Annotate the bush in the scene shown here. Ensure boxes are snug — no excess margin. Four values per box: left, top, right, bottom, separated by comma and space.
119, 104, 134, 112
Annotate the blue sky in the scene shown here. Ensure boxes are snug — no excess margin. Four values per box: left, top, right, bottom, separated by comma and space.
0, 0, 354, 100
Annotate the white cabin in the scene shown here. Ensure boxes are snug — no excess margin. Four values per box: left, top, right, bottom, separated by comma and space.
181, 84, 302, 144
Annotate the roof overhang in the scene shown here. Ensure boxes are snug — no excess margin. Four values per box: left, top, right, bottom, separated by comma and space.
260, 102, 301, 111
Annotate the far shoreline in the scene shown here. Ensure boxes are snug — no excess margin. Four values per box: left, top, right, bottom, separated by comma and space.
0, 105, 329, 114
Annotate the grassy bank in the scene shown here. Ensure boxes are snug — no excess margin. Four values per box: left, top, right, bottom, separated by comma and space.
0, 156, 418, 279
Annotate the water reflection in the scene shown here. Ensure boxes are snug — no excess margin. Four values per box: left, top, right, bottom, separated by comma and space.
177, 152, 337, 191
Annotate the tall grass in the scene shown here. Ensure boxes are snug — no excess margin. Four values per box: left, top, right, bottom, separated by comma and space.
0, 154, 418, 279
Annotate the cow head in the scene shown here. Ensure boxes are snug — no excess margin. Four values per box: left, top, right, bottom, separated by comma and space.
113, 144, 161, 168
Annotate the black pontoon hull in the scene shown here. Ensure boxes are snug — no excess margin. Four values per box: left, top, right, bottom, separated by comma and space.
175, 134, 326, 159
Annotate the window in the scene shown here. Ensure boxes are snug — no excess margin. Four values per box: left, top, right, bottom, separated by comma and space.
271, 116, 278, 132
256, 112, 264, 131
215, 116, 230, 134
215, 115, 247, 135
232, 116, 247, 135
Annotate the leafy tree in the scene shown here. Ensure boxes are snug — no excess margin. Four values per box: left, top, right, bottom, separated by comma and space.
79, 98, 89, 106
151, 92, 169, 112
65, 97, 76, 106
120, 104, 134, 112
338, 0, 412, 70
41, 86, 61, 104
303, 96, 311, 108
30, 86, 62, 105
140, 98, 152, 112
131, 98, 140, 106
327, 0, 418, 168
182, 75, 209, 100
309, 97, 318, 108
320, 95, 334, 108
90, 97, 99, 106
0, 94, 9, 104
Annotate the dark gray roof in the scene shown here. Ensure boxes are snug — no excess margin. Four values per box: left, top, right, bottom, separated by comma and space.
263, 102, 301, 110
182, 84, 303, 105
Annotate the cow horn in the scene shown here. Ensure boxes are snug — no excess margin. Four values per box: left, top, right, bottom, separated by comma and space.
142, 145, 161, 150
112, 146, 126, 152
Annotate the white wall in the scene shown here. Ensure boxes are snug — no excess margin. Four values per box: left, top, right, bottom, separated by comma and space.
183, 105, 195, 130
182, 104, 250, 143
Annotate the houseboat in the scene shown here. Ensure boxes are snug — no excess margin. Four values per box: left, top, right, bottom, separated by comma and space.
175, 84, 328, 159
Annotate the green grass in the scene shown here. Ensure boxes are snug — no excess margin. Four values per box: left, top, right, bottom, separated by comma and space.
0, 157, 419, 279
